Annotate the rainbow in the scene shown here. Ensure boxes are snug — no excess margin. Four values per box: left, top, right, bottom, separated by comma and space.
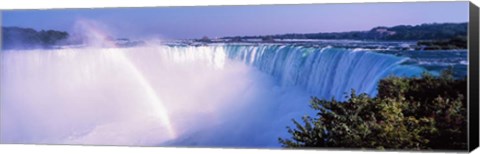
77, 19, 177, 139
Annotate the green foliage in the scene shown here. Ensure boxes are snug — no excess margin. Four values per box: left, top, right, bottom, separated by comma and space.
223, 23, 468, 49
417, 36, 467, 50
279, 70, 467, 150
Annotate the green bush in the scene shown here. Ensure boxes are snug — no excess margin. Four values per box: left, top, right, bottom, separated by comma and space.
279, 70, 467, 150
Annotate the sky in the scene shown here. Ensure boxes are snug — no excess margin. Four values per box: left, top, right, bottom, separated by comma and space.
1, 1, 469, 39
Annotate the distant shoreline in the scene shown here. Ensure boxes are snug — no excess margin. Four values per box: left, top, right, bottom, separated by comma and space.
2, 22, 468, 50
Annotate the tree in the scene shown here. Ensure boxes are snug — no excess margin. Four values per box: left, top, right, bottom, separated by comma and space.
2, 27, 69, 49
279, 70, 467, 150
222, 22, 468, 48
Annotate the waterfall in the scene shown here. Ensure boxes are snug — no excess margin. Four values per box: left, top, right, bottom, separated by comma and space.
0, 44, 425, 146
150, 44, 425, 100
223, 45, 424, 99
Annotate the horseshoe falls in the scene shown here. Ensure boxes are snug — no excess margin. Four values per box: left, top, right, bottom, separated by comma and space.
224, 45, 423, 98
0, 44, 425, 147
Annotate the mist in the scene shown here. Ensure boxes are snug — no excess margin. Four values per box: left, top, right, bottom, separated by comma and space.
0, 44, 314, 147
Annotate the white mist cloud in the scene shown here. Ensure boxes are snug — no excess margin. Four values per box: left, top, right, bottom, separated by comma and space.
0, 45, 313, 147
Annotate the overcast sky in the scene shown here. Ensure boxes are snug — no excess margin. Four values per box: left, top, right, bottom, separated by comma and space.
1, 1, 469, 39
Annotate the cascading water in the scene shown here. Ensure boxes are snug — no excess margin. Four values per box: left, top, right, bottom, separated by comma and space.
0, 44, 424, 147
223, 45, 424, 99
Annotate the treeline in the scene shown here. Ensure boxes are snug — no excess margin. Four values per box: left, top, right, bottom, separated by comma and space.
279, 70, 467, 150
223, 23, 467, 41
2, 27, 69, 50
417, 36, 467, 50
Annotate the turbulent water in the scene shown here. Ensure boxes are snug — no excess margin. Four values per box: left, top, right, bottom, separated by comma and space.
0, 44, 463, 147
